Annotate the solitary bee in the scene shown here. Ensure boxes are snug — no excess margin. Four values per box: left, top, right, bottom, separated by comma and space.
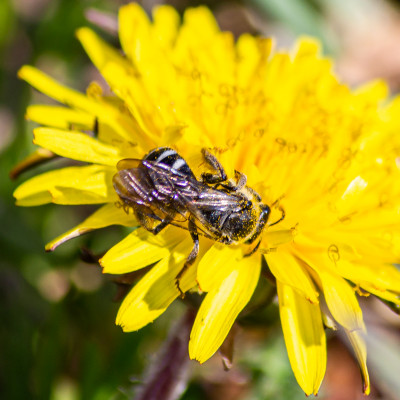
113, 147, 283, 294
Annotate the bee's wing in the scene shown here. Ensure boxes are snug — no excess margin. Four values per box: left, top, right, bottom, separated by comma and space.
141, 160, 202, 201
190, 190, 245, 212
114, 159, 192, 204
113, 167, 154, 206
128, 160, 245, 212
113, 159, 200, 221
116, 158, 141, 171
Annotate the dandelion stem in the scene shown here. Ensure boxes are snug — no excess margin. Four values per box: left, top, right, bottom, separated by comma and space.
134, 309, 196, 400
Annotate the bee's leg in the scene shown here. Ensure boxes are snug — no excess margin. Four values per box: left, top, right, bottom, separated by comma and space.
152, 216, 173, 235
213, 170, 247, 192
233, 170, 247, 190
244, 239, 261, 257
201, 149, 247, 191
268, 198, 286, 227
136, 211, 155, 232
136, 211, 172, 235
175, 216, 199, 297
268, 206, 285, 226
201, 148, 228, 184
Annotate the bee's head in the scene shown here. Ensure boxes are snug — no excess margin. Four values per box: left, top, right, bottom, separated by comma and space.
242, 203, 270, 245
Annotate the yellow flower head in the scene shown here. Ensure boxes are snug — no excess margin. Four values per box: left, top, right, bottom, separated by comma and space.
14, 3, 400, 395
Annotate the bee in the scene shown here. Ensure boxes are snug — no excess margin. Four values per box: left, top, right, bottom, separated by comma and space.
113, 147, 284, 295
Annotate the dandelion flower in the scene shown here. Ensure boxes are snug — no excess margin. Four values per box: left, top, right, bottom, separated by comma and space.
14, 3, 400, 395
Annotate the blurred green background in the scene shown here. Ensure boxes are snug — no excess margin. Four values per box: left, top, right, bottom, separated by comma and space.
2, 0, 400, 399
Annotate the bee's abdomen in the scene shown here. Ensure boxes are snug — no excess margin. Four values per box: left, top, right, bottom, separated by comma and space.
144, 147, 194, 177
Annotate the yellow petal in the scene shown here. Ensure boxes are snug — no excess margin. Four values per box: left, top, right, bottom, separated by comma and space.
189, 254, 260, 363
317, 270, 364, 332
116, 238, 197, 331
236, 35, 273, 87
46, 203, 137, 251
18, 65, 136, 142
355, 79, 388, 102
152, 5, 180, 48
197, 244, 250, 292
182, 6, 219, 38
14, 165, 116, 206
118, 3, 151, 62
101, 227, 186, 274
301, 252, 365, 332
19, 65, 107, 116
77, 27, 160, 147
263, 228, 295, 248
360, 284, 400, 305
293, 37, 321, 59
277, 282, 326, 396
33, 127, 120, 166
336, 175, 369, 216
265, 251, 319, 303
26, 105, 94, 130
296, 236, 400, 292
26, 104, 125, 149
339, 259, 400, 294
345, 329, 370, 395
76, 27, 131, 72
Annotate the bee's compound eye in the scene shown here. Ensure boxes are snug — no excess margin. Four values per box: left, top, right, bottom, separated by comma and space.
260, 204, 271, 218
